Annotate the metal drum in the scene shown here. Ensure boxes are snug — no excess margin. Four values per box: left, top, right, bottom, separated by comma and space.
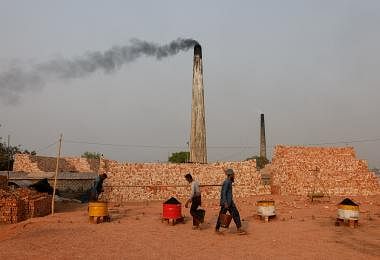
162, 197, 182, 219
336, 198, 359, 228
162, 197, 184, 225
338, 204, 359, 220
256, 200, 276, 217
88, 202, 108, 217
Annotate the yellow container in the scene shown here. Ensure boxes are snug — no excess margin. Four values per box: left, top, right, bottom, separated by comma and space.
338, 204, 359, 211
256, 200, 276, 217
256, 200, 275, 207
88, 202, 108, 217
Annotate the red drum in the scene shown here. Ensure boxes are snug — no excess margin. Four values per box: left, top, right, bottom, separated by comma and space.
162, 197, 182, 219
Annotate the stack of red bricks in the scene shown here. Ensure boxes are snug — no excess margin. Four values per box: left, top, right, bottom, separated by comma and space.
0, 188, 52, 224
101, 160, 268, 202
0, 189, 24, 223
270, 145, 380, 196
12, 154, 269, 202
0, 176, 7, 189
13, 154, 100, 173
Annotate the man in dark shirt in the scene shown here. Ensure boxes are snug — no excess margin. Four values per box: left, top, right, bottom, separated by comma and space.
89, 173, 108, 201
215, 168, 246, 234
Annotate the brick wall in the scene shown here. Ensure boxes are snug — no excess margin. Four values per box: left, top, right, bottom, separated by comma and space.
12, 155, 267, 202
13, 146, 380, 202
101, 160, 268, 202
270, 145, 380, 196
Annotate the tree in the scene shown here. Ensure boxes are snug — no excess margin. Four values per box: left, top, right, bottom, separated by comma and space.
245, 155, 269, 170
81, 151, 102, 160
168, 151, 190, 163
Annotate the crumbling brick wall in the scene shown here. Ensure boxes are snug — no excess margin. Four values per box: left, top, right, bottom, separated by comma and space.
270, 145, 380, 196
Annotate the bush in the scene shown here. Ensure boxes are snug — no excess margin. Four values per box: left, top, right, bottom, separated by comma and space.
81, 151, 102, 160
168, 151, 190, 163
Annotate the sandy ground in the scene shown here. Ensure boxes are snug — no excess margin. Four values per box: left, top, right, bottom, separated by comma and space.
0, 195, 379, 260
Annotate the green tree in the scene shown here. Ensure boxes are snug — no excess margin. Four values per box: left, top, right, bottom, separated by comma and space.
168, 151, 190, 163
81, 151, 102, 160
245, 155, 269, 170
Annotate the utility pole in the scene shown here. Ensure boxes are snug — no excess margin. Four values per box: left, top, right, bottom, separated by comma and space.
51, 134, 63, 215
7, 135, 10, 186
186, 141, 189, 163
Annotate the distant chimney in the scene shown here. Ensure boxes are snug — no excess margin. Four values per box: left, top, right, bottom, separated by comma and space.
260, 113, 266, 159
190, 44, 207, 163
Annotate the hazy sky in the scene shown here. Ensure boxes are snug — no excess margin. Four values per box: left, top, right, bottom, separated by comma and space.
0, 0, 379, 167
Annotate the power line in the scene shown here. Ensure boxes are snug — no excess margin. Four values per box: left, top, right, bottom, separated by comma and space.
35, 141, 58, 154
216, 148, 252, 161
304, 138, 380, 146
11, 136, 380, 163
62, 137, 380, 151
65, 140, 185, 149
64, 139, 260, 149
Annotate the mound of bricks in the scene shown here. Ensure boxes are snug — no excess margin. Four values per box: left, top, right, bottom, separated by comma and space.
13, 154, 100, 173
101, 160, 268, 202
0, 188, 52, 224
270, 145, 380, 196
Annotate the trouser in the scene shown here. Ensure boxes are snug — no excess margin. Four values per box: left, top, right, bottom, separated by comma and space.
215, 202, 241, 230
89, 188, 99, 202
190, 195, 202, 226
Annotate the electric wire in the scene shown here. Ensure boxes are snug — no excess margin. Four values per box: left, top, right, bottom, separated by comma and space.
34, 141, 58, 154
20, 136, 380, 162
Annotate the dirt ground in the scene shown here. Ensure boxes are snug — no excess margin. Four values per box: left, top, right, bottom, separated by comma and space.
0, 195, 379, 260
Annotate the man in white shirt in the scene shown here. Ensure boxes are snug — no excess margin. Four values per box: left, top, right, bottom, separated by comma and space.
184, 173, 203, 229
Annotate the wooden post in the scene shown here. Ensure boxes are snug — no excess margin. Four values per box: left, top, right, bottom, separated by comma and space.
7, 135, 10, 186
309, 166, 330, 201
51, 134, 63, 215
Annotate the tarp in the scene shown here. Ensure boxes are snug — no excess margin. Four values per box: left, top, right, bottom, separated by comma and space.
338, 198, 359, 206
29, 178, 54, 194
164, 197, 181, 204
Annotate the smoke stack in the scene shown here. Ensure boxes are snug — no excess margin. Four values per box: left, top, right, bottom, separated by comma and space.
189, 44, 207, 163
260, 113, 266, 159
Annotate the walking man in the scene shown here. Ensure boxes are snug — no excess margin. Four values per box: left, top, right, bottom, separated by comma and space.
184, 173, 204, 229
215, 168, 246, 234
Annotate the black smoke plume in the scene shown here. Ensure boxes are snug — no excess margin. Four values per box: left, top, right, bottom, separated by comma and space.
0, 38, 199, 104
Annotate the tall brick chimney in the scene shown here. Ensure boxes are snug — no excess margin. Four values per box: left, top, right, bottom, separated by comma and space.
190, 44, 207, 163
260, 113, 266, 159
